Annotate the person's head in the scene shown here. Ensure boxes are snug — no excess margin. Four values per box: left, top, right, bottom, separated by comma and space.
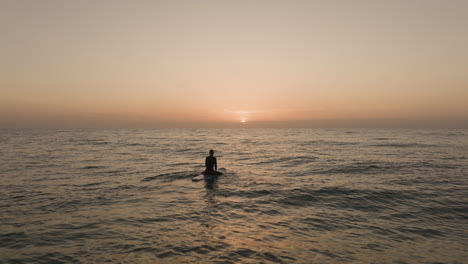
209, 149, 214, 156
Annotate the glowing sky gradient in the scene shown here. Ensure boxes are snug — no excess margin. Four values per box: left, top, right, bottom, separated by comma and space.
1, 0, 467, 128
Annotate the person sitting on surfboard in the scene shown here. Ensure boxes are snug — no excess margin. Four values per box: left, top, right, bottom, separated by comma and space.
204, 149, 222, 176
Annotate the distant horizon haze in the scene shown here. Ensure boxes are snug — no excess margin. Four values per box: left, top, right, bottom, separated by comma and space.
1, 111, 467, 129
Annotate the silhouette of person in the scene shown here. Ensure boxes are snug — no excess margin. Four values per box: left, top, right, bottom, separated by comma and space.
204, 149, 222, 176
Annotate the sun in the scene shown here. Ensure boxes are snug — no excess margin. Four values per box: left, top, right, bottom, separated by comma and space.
241, 120, 246, 123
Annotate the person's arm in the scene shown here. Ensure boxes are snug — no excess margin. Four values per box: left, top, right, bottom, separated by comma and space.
214, 157, 218, 171
205, 157, 209, 169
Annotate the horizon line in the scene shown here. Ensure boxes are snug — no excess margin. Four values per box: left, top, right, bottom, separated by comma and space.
1, 119, 468, 129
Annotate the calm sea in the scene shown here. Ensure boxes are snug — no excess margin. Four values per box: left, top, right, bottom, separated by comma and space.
1, 128, 467, 264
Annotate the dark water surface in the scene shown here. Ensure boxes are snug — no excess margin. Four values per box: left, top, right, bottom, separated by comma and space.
1, 129, 467, 263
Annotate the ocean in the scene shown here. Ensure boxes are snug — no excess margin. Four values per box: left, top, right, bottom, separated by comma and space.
1, 128, 467, 263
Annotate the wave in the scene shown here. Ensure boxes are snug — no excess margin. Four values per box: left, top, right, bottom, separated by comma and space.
77, 182, 108, 187
141, 171, 198, 182
302, 140, 359, 146
317, 162, 382, 174
249, 155, 319, 166
82, 165, 106, 169
314, 160, 460, 175
217, 186, 426, 213
368, 143, 440, 148
125, 143, 145, 147
73, 139, 111, 146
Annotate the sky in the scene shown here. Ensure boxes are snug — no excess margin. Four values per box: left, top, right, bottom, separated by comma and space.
1, 0, 468, 128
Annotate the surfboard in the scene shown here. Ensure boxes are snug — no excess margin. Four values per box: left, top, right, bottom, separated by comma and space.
192, 168, 226, 182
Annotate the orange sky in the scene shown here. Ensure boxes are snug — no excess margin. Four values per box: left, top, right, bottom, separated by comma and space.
1, 0, 468, 128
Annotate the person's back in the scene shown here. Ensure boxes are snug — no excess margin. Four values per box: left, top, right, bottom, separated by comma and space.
205, 156, 216, 172
204, 149, 222, 175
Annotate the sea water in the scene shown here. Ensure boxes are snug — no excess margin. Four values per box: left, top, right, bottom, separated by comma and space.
1, 128, 467, 263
